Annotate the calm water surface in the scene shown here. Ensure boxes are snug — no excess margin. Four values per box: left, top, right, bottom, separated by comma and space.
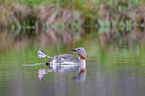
0, 31, 145, 96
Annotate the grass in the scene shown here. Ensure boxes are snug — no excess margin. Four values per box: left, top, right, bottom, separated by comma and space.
2, 0, 50, 5
0, 0, 145, 36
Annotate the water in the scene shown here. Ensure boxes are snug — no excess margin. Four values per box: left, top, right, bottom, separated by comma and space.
1, 30, 145, 96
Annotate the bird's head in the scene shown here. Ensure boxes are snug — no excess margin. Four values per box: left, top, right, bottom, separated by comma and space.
70, 47, 86, 60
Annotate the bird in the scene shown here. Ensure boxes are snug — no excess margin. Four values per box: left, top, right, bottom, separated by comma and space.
37, 47, 86, 77
37, 47, 86, 66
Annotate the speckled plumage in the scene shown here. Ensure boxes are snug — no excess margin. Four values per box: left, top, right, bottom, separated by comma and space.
49, 54, 79, 64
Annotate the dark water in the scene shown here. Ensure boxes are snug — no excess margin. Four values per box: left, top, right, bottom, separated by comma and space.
1, 30, 145, 96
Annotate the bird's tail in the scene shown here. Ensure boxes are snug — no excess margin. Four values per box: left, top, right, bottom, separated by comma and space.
37, 48, 52, 59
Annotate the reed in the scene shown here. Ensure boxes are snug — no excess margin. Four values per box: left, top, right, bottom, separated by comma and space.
0, 0, 144, 32
98, 0, 145, 34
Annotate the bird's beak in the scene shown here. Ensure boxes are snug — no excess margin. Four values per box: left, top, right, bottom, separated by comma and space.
70, 49, 76, 51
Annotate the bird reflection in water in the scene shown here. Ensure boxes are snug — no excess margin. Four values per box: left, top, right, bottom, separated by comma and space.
38, 63, 86, 81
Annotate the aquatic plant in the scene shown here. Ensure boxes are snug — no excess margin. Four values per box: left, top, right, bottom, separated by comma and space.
98, 0, 145, 33
38, 5, 83, 31
0, 0, 145, 37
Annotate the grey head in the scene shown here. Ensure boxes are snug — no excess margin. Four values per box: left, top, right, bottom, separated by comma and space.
70, 47, 86, 60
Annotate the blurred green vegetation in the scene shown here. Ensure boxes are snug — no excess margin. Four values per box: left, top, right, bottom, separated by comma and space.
0, 0, 145, 35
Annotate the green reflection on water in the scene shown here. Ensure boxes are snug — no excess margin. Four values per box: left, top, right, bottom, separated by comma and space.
1, 30, 145, 96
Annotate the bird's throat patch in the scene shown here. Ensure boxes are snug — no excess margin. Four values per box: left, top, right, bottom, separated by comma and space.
79, 54, 86, 60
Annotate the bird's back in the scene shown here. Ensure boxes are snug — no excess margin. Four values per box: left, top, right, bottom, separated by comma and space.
49, 54, 79, 64
54, 54, 79, 62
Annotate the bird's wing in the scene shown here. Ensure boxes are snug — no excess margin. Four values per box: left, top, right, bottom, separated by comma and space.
53, 54, 79, 62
